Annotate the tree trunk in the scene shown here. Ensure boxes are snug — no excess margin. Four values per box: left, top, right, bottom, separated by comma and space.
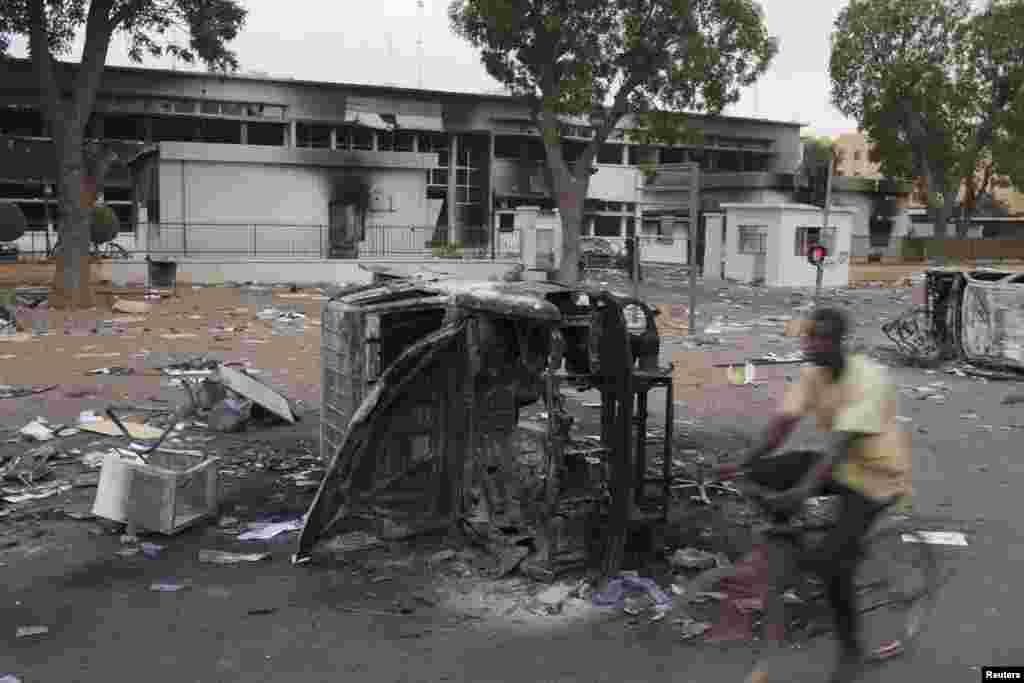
52, 133, 95, 310
553, 174, 587, 283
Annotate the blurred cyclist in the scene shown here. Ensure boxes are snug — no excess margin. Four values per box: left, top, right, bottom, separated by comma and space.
725, 307, 912, 683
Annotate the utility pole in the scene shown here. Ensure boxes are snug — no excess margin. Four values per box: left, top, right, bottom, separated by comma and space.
688, 164, 700, 336
816, 154, 835, 305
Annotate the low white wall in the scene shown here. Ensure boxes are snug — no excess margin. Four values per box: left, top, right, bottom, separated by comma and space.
107, 258, 522, 286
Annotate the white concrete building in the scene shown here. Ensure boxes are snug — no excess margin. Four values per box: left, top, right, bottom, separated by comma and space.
715, 203, 856, 287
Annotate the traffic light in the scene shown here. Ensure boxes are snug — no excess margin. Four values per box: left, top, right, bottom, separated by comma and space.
807, 244, 828, 267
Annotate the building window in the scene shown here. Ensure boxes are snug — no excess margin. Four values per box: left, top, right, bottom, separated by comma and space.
99, 114, 144, 142
151, 115, 201, 142
494, 136, 522, 159
593, 215, 621, 237
200, 118, 242, 144
597, 144, 622, 164
499, 213, 515, 231
377, 129, 396, 152
795, 226, 836, 257
296, 122, 331, 148
660, 147, 687, 164
247, 121, 287, 146
394, 130, 416, 152
738, 225, 767, 254
853, 151, 862, 161
717, 150, 742, 172
0, 106, 45, 137
351, 127, 374, 151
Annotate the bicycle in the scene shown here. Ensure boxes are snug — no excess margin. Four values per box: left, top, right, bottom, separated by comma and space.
47, 238, 131, 260
715, 454, 941, 664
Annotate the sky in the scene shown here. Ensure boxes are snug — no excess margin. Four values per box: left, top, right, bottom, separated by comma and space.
5, 0, 859, 137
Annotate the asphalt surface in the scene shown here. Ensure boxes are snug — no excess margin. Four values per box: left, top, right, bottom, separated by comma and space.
2, 270, 1023, 682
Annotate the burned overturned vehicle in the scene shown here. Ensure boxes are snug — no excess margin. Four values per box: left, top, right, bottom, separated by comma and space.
884, 268, 1024, 371
299, 277, 675, 577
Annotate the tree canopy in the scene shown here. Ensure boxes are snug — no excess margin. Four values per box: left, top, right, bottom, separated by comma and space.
0, 0, 247, 307
450, 0, 778, 280
829, 0, 1024, 236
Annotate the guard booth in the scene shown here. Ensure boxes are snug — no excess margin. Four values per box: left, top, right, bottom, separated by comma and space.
718, 203, 856, 287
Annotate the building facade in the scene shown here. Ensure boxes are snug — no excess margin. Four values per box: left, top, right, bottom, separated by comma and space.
0, 57, 806, 259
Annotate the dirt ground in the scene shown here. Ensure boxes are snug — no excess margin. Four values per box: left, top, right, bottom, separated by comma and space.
0, 285, 326, 425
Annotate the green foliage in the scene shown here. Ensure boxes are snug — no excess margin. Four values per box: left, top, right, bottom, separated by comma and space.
829, 0, 1024, 219
449, 0, 777, 156
0, 0, 248, 72
89, 204, 119, 245
0, 201, 28, 243
431, 240, 463, 258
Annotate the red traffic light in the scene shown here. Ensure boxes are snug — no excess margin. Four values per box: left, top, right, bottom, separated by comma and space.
807, 244, 828, 266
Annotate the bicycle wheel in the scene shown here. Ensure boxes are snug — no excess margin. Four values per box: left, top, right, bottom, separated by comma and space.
855, 526, 940, 662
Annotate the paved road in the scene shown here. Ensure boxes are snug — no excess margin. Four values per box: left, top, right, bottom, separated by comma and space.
2, 277, 1022, 682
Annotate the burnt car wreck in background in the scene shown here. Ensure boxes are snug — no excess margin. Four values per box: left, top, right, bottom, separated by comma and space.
884, 269, 1024, 372
299, 276, 674, 577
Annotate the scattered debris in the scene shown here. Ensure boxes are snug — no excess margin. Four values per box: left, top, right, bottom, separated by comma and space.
18, 418, 54, 442
237, 517, 304, 541
0, 384, 57, 399
2, 480, 72, 504
677, 617, 712, 640
216, 365, 296, 424
140, 542, 164, 558
198, 550, 271, 565
78, 418, 163, 440
86, 367, 134, 376
536, 583, 575, 614
149, 580, 192, 592
1, 444, 56, 485
320, 531, 383, 554
429, 549, 457, 565
208, 398, 252, 433
15, 626, 49, 638
670, 547, 719, 572
592, 575, 672, 609
902, 531, 968, 546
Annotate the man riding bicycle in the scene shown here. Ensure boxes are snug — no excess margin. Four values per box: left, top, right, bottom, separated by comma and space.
725, 307, 912, 683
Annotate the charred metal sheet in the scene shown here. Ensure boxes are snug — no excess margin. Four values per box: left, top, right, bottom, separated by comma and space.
961, 274, 1024, 370
454, 290, 562, 322
882, 308, 943, 359
299, 320, 469, 559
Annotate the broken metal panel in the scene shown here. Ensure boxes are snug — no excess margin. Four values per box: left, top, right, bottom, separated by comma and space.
299, 320, 469, 558
961, 274, 1024, 369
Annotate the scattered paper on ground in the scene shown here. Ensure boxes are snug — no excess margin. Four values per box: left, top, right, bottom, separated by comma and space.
198, 550, 271, 564
79, 418, 164, 440
238, 518, 304, 541
902, 531, 968, 546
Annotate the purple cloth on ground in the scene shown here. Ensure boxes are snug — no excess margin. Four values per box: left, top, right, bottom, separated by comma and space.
592, 575, 672, 607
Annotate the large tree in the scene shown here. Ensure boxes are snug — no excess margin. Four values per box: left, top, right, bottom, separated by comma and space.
449, 0, 777, 281
0, 0, 246, 307
830, 0, 1024, 238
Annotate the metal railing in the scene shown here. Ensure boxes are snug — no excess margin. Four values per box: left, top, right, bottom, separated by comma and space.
5, 222, 518, 261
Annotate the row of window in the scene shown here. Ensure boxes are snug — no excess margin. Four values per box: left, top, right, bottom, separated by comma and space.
492, 136, 773, 172
107, 96, 287, 120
